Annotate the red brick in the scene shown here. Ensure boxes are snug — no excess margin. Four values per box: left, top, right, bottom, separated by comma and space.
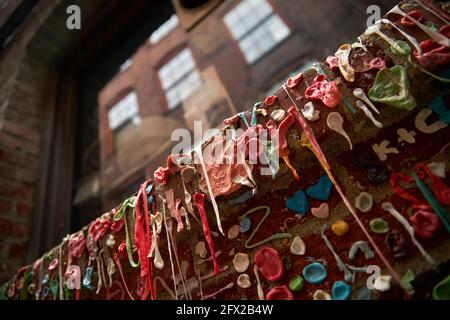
0, 178, 33, 201
0, 146, 37, 170
0, 132, 39, 155
0, 218, 14, 236
0, 199, 12, 214
16, 202, 31, 217
8, 242, 27, 259
0, 218, 28, 238
1, 120, 40, 144
0, 161, 36, 184
0, 162, 17, 181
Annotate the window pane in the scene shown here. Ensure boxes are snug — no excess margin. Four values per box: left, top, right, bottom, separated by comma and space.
238, 14, 290, 64
223, 0, 273, 40
108, 92, 139, 130
266, 14, 290, 42
158, 48, 195, 90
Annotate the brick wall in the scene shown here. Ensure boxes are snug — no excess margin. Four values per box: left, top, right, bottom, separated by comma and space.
0, 2, 58, 283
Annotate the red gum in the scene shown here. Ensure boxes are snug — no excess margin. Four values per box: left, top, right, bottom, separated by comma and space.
154, 166, 170, 185
400, 10, 423, 27
264, 95, 278, 106
287, 73, 303, 89
410, 210, 441, 239
416, 163, 450, 206
134, 180, 155, 300
277, 113, 300, 180
254, 247, 283, 282
68, 232, 87, 265
305, 75, 341, 108
413, 39, 450, 69
193, 192, 220, 275
88, 219, 110, 242
266, 285, 293, 300
390, 172, 428, 206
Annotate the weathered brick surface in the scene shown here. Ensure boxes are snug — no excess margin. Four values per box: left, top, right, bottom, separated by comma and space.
0, 0, 59, 281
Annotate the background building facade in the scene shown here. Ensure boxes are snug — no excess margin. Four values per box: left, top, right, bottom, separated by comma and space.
0, 0, 396, 283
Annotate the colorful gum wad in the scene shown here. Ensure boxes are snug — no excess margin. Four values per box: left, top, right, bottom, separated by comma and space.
254, 247, 284, 282
368, 65, 417, 110
413, 39, 450, 70
305, 75, 341, 108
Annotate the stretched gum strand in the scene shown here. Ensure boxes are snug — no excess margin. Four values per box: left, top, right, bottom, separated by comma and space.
389, 5, 449, 47
239, 206, 293, 249
282, 85, 409, 294
194, 147, 225, 236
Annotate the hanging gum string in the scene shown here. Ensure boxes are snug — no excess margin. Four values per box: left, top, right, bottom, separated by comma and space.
168, 222, 189, 300
154, 276, 177, 300
194, 147, 224, 236
162, 196, 189, 300
134, 179, 155, 300
282, 85, 408, 294
113, 252, 135, 300
58, 240, 65, 300
160, 197, 179, 300
113, 196, 140, 268
240, 206, 293, 249
193, 192, 220, 275
321, 226, 355, 282
160, 197, 189, 299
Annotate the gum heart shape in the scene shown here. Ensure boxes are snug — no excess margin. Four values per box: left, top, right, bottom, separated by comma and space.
303, 262, 327, 284
311, 203, 330, 219
254, 247, 284, 282
332, 281, 352, 300
306, 175, 333, 201
290, 236, 306, 255
286, 189, 309, 214
266, 285, 293, 300
410, 210, 441, 239
305, 75, 341, 108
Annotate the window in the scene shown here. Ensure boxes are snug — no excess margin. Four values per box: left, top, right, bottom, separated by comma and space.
149, 14, 180, 45
108, 91, 141, 131
158, 48, 202, 110
224, 0, 290, 64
